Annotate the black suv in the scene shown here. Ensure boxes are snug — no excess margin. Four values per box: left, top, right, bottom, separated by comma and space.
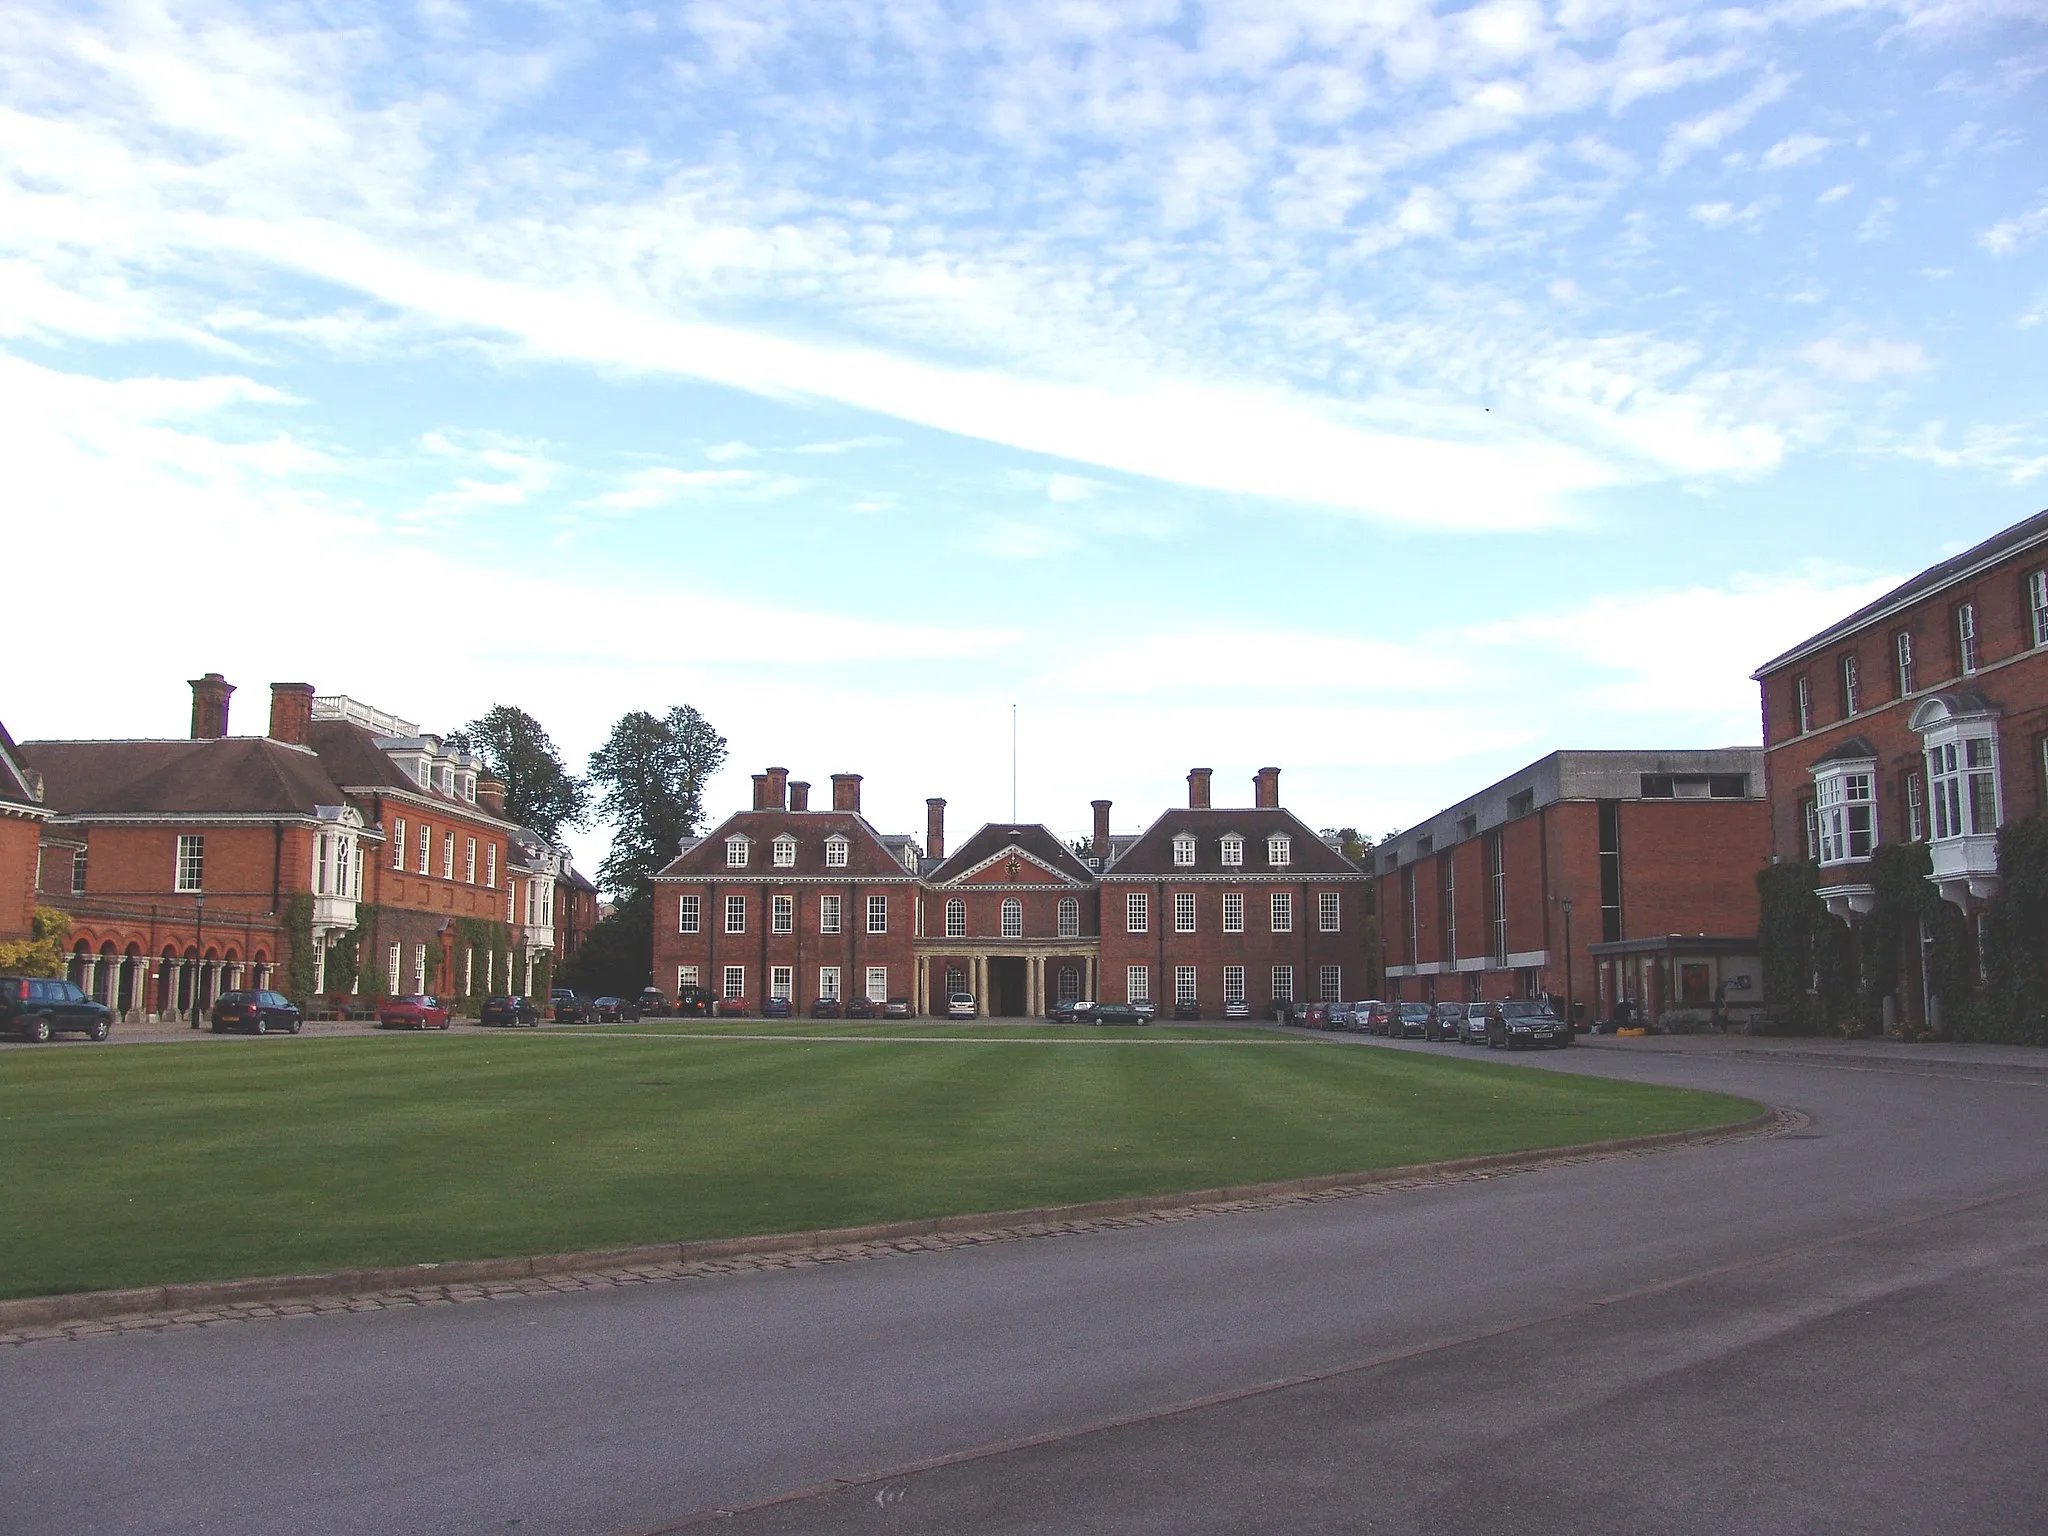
1486, 999, 1570, 1050
1, 976, 113, 1042
210, 990, 303, 1035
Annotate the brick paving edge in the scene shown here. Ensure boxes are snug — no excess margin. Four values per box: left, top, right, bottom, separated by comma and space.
0, 1108, 1782, 1335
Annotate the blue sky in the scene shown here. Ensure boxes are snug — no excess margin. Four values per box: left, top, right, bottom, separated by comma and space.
5, 0, 2045, 884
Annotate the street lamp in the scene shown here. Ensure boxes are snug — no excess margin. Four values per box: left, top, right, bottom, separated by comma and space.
1560, 896, 1575, 1032
190, 891, 206, 1029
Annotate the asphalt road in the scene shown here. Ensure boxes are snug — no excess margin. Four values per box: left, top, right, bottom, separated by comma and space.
8, 1042, 2046, 1535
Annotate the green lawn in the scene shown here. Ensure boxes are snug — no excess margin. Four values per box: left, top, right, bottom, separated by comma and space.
0, 1029, 1758, 1298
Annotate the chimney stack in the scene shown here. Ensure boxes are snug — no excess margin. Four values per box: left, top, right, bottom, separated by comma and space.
751, 773, 771, 810
1092, 799, 1112, 865
765, 766, 789, 810
1254, 766, 1281, 809
831, 773, 863, 813
789, 780, 810, 812
268, 682, 315, 746
476, 775, 507, 816
1188, 767, 1213, 810
189, 673, 234, 740
926, 798, 947, 861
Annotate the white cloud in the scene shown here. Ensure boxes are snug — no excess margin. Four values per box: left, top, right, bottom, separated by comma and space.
1045, 473, 1103, 503
1818, 183, 1853, 204
1798, 338, 1930, 383
795, 435, 900, 454
582, 465, 797, 510
1981, 200, 2048, 256
1858, 197, 1899, 242
704, 440, 756, 461
1661, 69, 1793, 174
1689, 200, 1767, 230
1760, 133, 1830, 170
1893, 419, 2048, 485
418, 431, 559, 516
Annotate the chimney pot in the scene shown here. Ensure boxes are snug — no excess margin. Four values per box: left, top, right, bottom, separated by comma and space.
765, 766, 789, 810
751, 773, 770, 810
1188, 767, 1213, 810
1091, 799, 1112, 865
1254, 766, 1281, 809
831, 773, 863, 813
188, 673, 234, 740
789, 780, 810, 813
268, 682, 315, 747
926, 798, 947, 862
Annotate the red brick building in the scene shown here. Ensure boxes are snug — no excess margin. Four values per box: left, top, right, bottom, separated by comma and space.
651, 769, 922, 1012
915, 808, 1100, 1015
0, 723, 51, 943
1375, 750, 1768, 1025
1752, 507, 2048, 1026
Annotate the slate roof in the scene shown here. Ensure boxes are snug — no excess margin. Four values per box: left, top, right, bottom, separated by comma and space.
1102, 807, 1367, 879
653, 809, 919, 879
0, 721, 45, 812
1810, 735, 1881, 768
20, 737, 346, 819
1754, 507, 2048, 677
924, 823, 1096, 885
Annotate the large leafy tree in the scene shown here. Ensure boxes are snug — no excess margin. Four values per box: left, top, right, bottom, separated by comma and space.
448, 706, 589, 845
558, 889, 654, 998
586, 705, 728, 902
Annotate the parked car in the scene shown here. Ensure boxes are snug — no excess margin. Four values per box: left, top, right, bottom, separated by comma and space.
592, 996, 641, 1023
637, 987, 670, 1017
675, 985, 716, 1018
714, 997, 749, 1016
882, 997, 913, 1019
1221, 998, 1252, 1021
844, 996, 878, 1020
1090, 1000, 1147, 1025
1388, 1002, 1432, 1039
1294, 1001, 1332, 1029
1, 976, 113, 1042
1487, 998, 1569, 1049
1048, 997, 1096, 1024
1171, 999, 1203, 1021
1458, 1002, 1492, 1044
210, 989, 303, 1035
946, 992, 978, 1019
1425, 999, 1466, 1042
553, 992, 597, 1024
1354, 1001, 1389, 1034
479, 995, 540, 1027
1132, 998, 1158, 1022
809, 997, 843, 1019
1326, 1001, 1358, 1030
760, 996, 794, 1019
379, 995, 451, 1030
550, 987, 577, 1017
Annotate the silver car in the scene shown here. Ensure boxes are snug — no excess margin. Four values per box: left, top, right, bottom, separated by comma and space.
1458, 1002, 1491, 1044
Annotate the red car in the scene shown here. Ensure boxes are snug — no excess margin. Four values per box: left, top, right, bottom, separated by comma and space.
378, 994, 451, 1030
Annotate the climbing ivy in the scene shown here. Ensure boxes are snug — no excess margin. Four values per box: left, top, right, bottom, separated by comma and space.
1959, 819, 2048, 1045
281, 893, 316, 1004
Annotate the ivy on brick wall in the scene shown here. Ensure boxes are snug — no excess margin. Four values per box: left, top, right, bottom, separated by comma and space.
451, 915, 514, 1008
1756, 863, 1857, 1035
1962, 819, 2048, 1046
281, 893, 316, 1005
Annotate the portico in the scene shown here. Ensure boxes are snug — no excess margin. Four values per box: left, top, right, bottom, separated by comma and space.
913, 940, 1099, 1017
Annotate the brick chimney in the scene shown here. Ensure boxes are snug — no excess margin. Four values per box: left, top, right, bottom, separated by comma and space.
831, 773, 862, 813
765, 766, 789, 810
1254, 766, 1281, 809
189, 673, 234, 740
789, 780, 810, 812
751, 773, 770, 810
268, 682, 315, 746
1092, 799, 1112, 865
476, 775, 507, 816
926, 798, 947, 861
1188, 767, 1213, 810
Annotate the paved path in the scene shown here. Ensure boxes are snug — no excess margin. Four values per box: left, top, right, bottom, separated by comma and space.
7, 1042, 2045, 1535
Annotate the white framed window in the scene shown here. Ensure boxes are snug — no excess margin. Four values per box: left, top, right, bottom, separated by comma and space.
412, 944, 426, 993
1222, 892, 1244, 932
1319, 891, 1340, 932
1487, 833, 1507, 965
442, 831, 455, 880
1223, 965, 1246, 1004
1126, 890, 1148, 933
1895, 632, 1915, 698
1174, 891, 1196, 933
1175, 965, 1198, 1004
485, 843, 497, 888
1173, 834, 1196, 868
315, 834, 328, 896
772, 894, 793, 934
818, 966, 840, 1001
463, 948, 474, 995
175, 834, 204, 892
1957, 602, 1979, 675
722, 965, 746, 1000
70, 846, 87, 895
462, 773, 475, 803
464, 838, 477, 884
1126, 965, 1149, 1003
417, 825, 432, 875
770, 966, 793, 1001
417, 760, 432, 789
1267, 834, 1291, 867
1815, 767, 1878, 863
824, 836, 848, 868
1444, 855, 1459, 958
1841, 653, 1860, 716
678, 894, 700, 934
1058, 897, 1079, 938
820, 894, 841, 934
867, 894, 887, 934
1220, 836, 1243, 867
726, 836, 748, 868
1929, 737, 1999, 839
773, 835, 796, 867
1001, 897, 1023, 938
387, 942, 402, 992
725, 893, 746, 933
1270, 890, 1293, 933
678, 964, 698, 991
1906, 772, 1927, 842
1057, 966, 1080, 1002
440, 765, 454, 796
944, 897, 966, 937
1271, 965, 1294, 1003
2033, 571, 2048, 648
392, 819, 406, 870
1803, 799, 1819, 862
1320, 965, 1342, 1002
1796, 675, 1813, 734
865, 966, 888, 1003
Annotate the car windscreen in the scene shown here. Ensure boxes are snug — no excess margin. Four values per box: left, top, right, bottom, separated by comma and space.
1401, 1004, 1430, 1017
1499, 1000, 1555, 1018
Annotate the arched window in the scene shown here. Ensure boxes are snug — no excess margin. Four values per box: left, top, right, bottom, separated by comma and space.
1059, 966, 1080, 1001
945, 897, 966, 937
1058, 897, 1079, 937
1001, 898, 1023, 938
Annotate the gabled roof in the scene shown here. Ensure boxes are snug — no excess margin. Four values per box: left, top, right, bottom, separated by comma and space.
1810, 735, 1881, 769
21, 736, 347, 819
653, 808, 918, 879
1754, 507, 2048, 677
925, 824, 1097, 886
0, 720, 46, 814
1103, 806, 1367, 878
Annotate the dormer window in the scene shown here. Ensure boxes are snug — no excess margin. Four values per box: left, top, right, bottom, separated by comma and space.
462, 773, 476, 803
1814, 765, 1877, 865
416, 760, 432, 788
440, 765, 455, 795
726, 836, 749, 868
1220, 836, 1243, 867
1173, 834, 1196, 868
772, 835, 797, 868
1267, 834, 1291, 867
825, 835, 849, 868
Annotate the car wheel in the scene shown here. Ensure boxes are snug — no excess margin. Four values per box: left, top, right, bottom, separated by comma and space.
253, 1017, 267, 1036
288, 1018, 302, 1035
440, 1020, 451, 1030
28, 1014, 51, 1043
90, 1018, 111, 1042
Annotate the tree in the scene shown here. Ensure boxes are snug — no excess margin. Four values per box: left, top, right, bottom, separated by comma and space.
447, 706, 589, 846
1323, 827, 1371, 865
586, 705, 729, 902
558, 889, 654, 998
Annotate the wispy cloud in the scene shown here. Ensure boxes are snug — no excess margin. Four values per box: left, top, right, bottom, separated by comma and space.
583, 465, 801, 510
1981, 199, 2048, 256
1799, 338, 1929, 383
1760, 133, 1830, 170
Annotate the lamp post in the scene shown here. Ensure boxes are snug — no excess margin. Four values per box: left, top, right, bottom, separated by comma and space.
190, 891, 206, 1028
1561, 896, 1575, 1032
